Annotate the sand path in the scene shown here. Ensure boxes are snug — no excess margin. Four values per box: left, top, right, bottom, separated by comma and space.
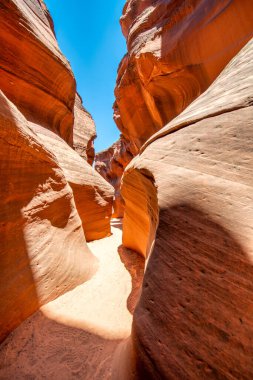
0, 220, 134, 379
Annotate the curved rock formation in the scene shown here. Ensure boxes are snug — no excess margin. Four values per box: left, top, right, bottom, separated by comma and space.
73, 93, 96, 165
95, 136, 137, 217
0, 0, 75, 144
97, 0, 253, 218
0, 91, 97, 343
119, 37, 253, 378
0, 0, 114, 239
114, 0, 253, 149
0, 222, 134, 380
0, 0, 113, 342
32, 123, 113, 241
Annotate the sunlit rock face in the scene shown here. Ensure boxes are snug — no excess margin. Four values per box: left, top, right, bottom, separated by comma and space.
98, 0, 253, 216
119, 38, 253, 379
0, 0, 75, 144
114, 0, 253, 149
0, 0, 113, 342
0, 91, 98, 343
73, 93, 97, 165
95, 136, 137, 217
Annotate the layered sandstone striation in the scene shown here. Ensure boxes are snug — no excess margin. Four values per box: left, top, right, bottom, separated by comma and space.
73, 93, 96, 165
0, 91, 97, 343
95, 136, 137, 217
32, 124, 113, 241
115, 0, 253, 149
119, 38, 253, 379
97, 0, 253, 216
0, 0, 75, 144
1, 0, 253, 378
0, 0, 113, 342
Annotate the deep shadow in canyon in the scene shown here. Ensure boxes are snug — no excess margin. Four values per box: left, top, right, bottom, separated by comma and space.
132, 203, 253, 379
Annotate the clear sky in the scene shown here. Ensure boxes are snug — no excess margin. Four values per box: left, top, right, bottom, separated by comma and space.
45, 0, 126, 153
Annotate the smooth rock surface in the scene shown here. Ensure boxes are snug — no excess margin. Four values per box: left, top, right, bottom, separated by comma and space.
119, 38, 253, 378
32, 123, 113, 242
0, 221, 144, 379
0, 91, 97, 343
0, 0, 75, 144
0, 0, 113, 341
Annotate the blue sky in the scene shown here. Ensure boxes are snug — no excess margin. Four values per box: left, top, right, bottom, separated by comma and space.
45, 0, 126, 152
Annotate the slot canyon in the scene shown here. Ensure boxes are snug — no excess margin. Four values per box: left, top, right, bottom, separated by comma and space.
0, 0, 253, 379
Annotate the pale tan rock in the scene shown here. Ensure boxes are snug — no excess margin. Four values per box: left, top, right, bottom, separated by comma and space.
0, 222, 137, 379
119, 38, 253, 379
95, 136, 137, 217
73, 93, 96, 165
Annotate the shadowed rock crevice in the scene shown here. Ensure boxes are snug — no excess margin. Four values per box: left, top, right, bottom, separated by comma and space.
118, 245, 145, 314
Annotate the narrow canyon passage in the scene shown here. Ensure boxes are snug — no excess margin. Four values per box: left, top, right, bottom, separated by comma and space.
0, 220, 143, 379
1, 1, 253, 379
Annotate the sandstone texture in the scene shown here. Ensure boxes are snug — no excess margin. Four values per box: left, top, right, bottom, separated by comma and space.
115, 0, 253, 149
119, 37, 253, 379
32, 123, 113, 242
97, 0, 253, 217
95, 136, 137, 217
0, 0, 113, 342
0, 0, 74, 144
0, 91, 97, 343
73, 93, 96, 165
0, 221, 139, 379
1, 0, 253, 378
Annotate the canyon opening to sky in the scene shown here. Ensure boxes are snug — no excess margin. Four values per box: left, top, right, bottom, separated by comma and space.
0, 1, 253, 379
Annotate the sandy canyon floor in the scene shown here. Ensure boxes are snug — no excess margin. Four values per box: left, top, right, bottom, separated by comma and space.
0, 219, 143, 379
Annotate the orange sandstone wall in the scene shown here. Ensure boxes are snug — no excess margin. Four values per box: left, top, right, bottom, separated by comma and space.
73, 93, 97, 165
95, 136, 137, 217
97, 0, 253, 216
118, 37, 253, 379
0, 0, 75, 144
115, 0, 253, 149
0, 91, 97, 343
0, 0, 113, 342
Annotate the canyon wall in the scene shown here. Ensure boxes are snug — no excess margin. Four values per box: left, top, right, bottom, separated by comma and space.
0, 0, 113, 342
97, 0, 253, 216
118, 36, 253, 379
95, 136, 137, 217
73, 93, 96, 165
115, 0, 253, 148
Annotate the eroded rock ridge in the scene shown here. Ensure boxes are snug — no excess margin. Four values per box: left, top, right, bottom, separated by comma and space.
0, 0, 113, 342
97, 0, 253, 217
117, 6, 253, 379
